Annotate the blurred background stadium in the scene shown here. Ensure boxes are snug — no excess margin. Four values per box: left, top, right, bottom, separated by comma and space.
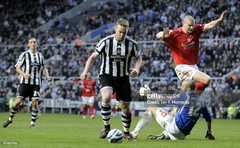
0, 0, 240, 119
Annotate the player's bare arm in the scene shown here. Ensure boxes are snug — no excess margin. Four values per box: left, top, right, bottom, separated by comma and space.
16, 67, 30, 79
43, 66, 51, 82
129, 57, 142, 78
204, 10, 227, 32
80, 52, 99, 80
156, 28, 170, 40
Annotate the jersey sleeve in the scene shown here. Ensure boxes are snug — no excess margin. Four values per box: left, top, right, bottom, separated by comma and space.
95, 39, 106, 54
15, 52, 25, 68
133, 43, 141, 58
194, 24, 205, 33
41, 53, 45, 67
162, 29, 180, 44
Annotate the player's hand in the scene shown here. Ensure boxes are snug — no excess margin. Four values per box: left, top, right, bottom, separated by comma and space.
220, 10, 227, 21
80, 72, 87, 80
205, 131, 215, 140
163, 28, 170, 38
129, 68, 139, 78
46, 77, 51, 82
23, 73, 31, 79
19, 100, 24, 106
139, 85, 151, 96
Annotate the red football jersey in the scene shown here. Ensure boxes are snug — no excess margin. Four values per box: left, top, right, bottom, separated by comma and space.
112, 92, 117, 100
163, 24, 205, 65
82, 79, 95, 97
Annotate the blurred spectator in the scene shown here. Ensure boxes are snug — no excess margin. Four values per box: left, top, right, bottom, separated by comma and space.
0, 0, 240, 106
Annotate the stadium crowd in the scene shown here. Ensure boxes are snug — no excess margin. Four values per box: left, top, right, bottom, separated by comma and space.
0, 0, 240, 118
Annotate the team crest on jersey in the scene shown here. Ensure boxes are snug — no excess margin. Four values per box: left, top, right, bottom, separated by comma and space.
117, 43, 121, 54
117, 48, 121, 54
182, 41, 195, 50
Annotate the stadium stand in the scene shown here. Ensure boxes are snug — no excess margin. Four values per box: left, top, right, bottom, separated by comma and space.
0, 0, 240, 118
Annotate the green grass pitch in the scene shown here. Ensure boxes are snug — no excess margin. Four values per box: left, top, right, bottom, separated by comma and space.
0, 112, 239, 148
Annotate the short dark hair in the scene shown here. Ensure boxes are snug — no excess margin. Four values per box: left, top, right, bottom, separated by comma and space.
28, 38, 37, 43
184, 79, 196, 90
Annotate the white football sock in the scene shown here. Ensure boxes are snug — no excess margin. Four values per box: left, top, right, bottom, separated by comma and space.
133, 110, 152, 134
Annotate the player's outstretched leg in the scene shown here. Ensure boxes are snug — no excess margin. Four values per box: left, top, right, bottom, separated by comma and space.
130, 110, 153, 139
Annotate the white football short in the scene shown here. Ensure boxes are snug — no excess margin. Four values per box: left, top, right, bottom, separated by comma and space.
155, 108, 185, 140
175, 64, 199, 81
82, 96, 95, 105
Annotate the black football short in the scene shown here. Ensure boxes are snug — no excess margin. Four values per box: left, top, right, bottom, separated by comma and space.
98, 74, 132, 102
16, 84, 40, 101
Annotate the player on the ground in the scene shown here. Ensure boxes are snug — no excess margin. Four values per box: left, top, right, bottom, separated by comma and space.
81, 72, 96, 119
131, 79, 215, 140
2, 38, 51, 129
156, 10, 227, 95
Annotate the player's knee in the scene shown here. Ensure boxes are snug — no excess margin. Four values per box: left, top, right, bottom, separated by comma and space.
205, 75, 211, 84
147, 107, 157, 114
200, 75, 211, 84
14, 98, 23, 107
102, 97, 111, 104
13, 102, 20, 108
31, 100, 38, 106
101, 93, 112, 103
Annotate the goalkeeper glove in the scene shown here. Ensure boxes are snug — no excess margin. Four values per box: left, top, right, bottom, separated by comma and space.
139, 85, 151, 96
205, 131, 215, 140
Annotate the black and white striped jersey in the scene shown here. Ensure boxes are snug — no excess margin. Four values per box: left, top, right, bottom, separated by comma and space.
95, 34, 141, 77
15, 50, 45, 86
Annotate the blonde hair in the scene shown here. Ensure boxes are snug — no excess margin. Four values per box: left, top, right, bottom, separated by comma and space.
116, 18, 129, 28
183, 15, 195, 23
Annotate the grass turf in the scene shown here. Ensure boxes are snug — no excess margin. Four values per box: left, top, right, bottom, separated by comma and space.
0, 112, 239, 148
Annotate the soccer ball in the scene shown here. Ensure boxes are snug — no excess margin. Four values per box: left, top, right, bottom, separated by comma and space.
107, 129, 124, 143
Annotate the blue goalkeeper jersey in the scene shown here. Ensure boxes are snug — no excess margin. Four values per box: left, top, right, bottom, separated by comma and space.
169, 92, 211, 136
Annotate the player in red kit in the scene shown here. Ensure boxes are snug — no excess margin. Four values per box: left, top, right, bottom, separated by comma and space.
111, 92, 120, 117
156, 10, 227, 95
81, 72, 96, 119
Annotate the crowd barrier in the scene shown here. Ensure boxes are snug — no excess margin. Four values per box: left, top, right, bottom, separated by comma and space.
26, 99, 174, 117
27, 99, 80, 114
